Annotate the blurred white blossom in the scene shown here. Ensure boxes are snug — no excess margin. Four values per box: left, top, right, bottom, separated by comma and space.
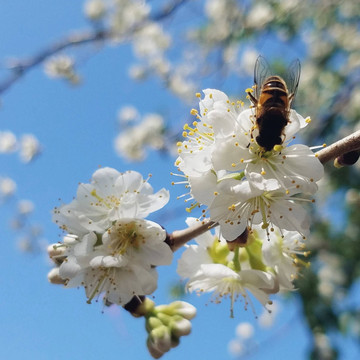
44, 55, 80, 84
19, 134, 41, 163
84, 0, 106, 21
0, 131, 17, 153
117, 105, 139, 124
0, 177, 16, 198
114, 112, 165, 161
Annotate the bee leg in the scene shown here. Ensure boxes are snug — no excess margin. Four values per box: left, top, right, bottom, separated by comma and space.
247, 92, 257, 105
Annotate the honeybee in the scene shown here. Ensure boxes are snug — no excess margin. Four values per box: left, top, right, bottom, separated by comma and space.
246, 56, 301, 152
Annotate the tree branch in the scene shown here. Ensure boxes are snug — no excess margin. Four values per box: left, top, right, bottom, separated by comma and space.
316, 130, 360, 164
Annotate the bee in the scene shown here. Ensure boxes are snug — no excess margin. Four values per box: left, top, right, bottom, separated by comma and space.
246, 55, 301, 152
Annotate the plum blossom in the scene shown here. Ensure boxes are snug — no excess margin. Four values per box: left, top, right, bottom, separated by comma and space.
175, 89, 324, 241
177, 218, 308, 314
50, 167, 172, 305
177, 218, 278, 316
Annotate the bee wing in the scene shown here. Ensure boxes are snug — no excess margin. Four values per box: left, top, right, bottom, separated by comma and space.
285, 59, 301, 102
254, 55, 272, 98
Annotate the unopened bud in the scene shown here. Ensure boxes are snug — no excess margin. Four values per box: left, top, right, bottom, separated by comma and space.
47, 244, 66, 265
170, 301, 197, 320
146, 337, 164, 359
146, 316, 163, 332
150, 325, 171, 353
334, 150, 360, 168
47, 267, 66, 285
170, 317, 192, 337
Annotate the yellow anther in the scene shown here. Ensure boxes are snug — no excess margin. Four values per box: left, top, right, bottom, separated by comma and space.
195, 93, 201, 98
245, 88, 254, 93
190, 109, 198, 115
273, 145, 283, 152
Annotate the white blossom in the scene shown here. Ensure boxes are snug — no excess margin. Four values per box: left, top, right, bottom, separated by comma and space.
117, 105, 139, 125
59, 219, 172, 305
0, 177, 16, 198
177, 218, 277, 316
44, 55, 80, 84
262, 227, 307, 289
84, 0, 106, 21
0, 131, 17, 153
114, 113, 165, 161
53, 167, 169, 234
19, 134, 41, 163
52, 167, 172, 305
133, 23, 171, 58
175, 89, 323, 241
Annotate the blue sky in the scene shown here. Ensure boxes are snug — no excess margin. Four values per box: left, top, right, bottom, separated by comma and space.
2, 1, 356, 359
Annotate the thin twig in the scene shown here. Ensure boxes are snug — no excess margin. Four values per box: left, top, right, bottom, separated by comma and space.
167, 218, 215, 252
0, 0, 188, 95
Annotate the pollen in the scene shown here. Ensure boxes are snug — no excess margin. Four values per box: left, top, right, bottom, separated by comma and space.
261, 170, 266, 175
245, 88, 253, 93
195, 93, 201, 98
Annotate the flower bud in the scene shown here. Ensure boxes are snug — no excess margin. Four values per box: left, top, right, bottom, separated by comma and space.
146, 316, 163, 332
150, 325, 172, 353
156, 312, 172, 326
170, 301, 196, 320
334, 150, 360, 168
47, 244, 66, 265
170, 317, 192, 337
146, 337, 164, 359
47, 267, 66, 285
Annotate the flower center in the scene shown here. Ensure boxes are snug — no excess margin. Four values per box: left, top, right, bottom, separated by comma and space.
108, 221, 144, 255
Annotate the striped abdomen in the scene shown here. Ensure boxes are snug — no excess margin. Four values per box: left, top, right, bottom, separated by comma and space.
258, 76, 289, 110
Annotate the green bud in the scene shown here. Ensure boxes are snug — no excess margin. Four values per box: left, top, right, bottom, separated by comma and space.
146, 316, 163, 332
156, 312, 173, 326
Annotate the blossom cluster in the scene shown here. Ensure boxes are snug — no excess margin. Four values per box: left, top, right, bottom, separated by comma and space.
48, 167, 172, 305
176, 89, 324, 241
177, 218, 308, 315
0, 131, 41, 163
143, 299, 196, 359
175, 89, 323, 311
114, 108, 166, 161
